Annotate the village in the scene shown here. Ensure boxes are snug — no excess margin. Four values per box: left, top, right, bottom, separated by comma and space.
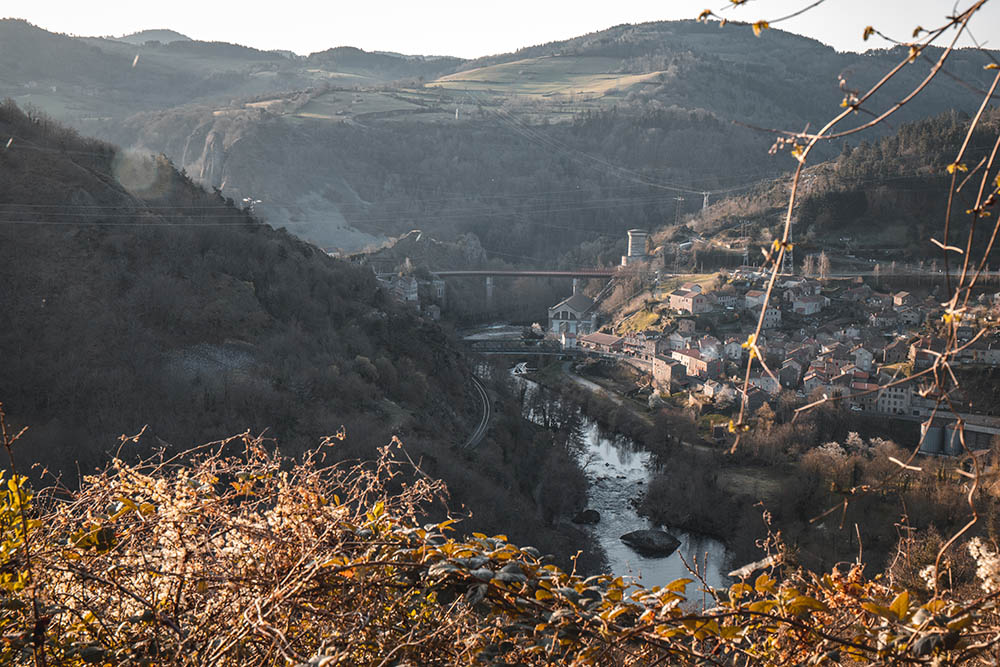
546, 262, 1000, 454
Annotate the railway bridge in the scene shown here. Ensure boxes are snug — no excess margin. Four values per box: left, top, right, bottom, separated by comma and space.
433, 267, 664, 305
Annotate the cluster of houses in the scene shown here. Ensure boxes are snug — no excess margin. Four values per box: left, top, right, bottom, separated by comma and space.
375, 272, 446, 320
547, 268, 1000, 424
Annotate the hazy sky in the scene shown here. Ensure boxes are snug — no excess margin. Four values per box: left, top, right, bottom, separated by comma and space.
5, 1, 1000, 58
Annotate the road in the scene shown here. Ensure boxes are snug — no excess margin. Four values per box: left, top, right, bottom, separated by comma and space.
461, 374, 492, 450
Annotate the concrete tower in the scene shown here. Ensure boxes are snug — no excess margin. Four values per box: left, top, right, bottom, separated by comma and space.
622, 229, 649, 266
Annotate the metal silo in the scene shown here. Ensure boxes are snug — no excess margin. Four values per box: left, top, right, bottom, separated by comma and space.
944, 423, 965, 457
919, 422, 944, 455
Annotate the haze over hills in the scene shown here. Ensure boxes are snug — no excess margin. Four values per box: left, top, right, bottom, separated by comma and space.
2, 18, 997, 256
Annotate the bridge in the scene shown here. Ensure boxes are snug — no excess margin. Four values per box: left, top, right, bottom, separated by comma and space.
433, 267, 621, 306
467, 340, 572, 356
433, 268, 618, 278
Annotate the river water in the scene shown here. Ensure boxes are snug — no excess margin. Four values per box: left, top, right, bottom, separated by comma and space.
517, 377, 731, 592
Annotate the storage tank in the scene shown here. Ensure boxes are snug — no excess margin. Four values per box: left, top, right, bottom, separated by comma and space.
944, 424, 965, 457
626, 229, 649, 259
919, 423, 944, 455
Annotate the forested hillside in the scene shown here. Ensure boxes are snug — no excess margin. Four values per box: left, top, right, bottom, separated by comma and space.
686, 109, 1000, 263
0, 101, 593, 568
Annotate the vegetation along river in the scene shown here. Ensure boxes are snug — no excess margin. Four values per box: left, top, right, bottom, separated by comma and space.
515, 374, 731, 592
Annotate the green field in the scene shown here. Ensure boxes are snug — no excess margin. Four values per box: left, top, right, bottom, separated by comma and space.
294, 90, 427, 121
427, 55, 664, 99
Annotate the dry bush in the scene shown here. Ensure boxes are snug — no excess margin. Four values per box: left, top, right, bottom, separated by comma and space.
3, 412, 1000, 664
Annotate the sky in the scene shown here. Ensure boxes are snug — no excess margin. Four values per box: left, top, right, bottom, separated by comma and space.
4, 1, 1000, 58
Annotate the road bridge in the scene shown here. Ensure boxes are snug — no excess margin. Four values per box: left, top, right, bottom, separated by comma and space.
467, 340, 572, 357
434, 269, 618, 278
433, 267, 627, 307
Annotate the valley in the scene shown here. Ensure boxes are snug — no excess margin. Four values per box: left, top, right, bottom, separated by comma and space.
4, 5, 1000, 662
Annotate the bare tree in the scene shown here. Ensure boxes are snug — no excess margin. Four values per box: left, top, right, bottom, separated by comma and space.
817, 251, 831, 281
802, 253, 817, 277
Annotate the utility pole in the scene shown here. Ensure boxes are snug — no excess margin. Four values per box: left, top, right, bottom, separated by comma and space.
702, 191, 710, 210
740, 219, 749, 266
674, 196, 685, 226
780, 218, 795, 275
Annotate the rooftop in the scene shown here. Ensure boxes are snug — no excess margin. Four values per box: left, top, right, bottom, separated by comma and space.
550, 292, 595, 313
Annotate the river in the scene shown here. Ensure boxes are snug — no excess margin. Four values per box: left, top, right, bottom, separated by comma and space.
517, 376, 731, 592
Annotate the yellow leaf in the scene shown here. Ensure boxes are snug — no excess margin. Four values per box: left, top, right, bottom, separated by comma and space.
948, 614, 974, 631
861, 602, 893, 618
696, 619, 720, 638
752, 21, 769, 37
666, 578, 693, 593
730, 583, 753, 601
749, 599, 777, 613
607, 605, 631, 622
863, 26, 875, 41
754, 573, 776, 594
890, 591, 909, 620
790, 595, 828, 613
986, 63, 1000, 70
946, 162, 968, 174
912, 25, 923, 38
924, 599, 948, 613
698, 9, 713, 21
535, 589, 553, 601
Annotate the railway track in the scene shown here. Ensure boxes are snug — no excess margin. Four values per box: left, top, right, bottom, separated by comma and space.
461, 374, 491, 450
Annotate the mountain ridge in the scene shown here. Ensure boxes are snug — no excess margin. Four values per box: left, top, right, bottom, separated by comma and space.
4, 17, 996, 255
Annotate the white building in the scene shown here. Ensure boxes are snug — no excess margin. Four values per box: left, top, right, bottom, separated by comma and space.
548, 293, 597, 335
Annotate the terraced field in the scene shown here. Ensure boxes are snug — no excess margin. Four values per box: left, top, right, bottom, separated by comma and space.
428, 55, 665, 99
292, 89, 450, 122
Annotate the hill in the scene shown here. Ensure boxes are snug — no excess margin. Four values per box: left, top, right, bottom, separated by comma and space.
678, 109, 1000, 266
97, 21, 1000, 253
305, 46, 464, 81
115, 28, 192, 44
4, 18, 997, 255
0, 100, 594, 569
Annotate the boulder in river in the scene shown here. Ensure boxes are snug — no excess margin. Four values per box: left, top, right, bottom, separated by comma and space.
572, 509, 601, 525
620, 530, 681, 557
